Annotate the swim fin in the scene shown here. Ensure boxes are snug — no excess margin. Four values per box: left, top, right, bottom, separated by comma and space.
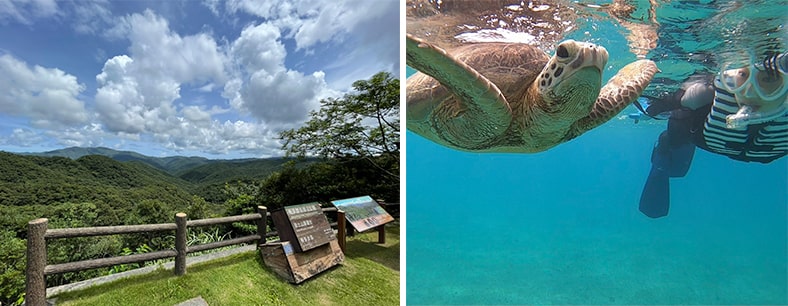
639, 133, 696, 218
639, 167, 670, 218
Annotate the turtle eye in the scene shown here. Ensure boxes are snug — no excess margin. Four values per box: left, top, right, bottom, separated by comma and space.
556, 45, 569, 59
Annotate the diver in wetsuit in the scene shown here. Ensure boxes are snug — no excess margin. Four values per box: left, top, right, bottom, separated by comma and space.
638, 51, 788, 218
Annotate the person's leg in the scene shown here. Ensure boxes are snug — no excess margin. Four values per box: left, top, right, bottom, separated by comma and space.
639, 120, 696, 218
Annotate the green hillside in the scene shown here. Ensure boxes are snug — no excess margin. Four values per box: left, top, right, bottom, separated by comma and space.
18, 147, 313, 204
26, 147, 212, 174
176, 157, 319, 184
23, 147, 310, 191
0, 152, 193, 208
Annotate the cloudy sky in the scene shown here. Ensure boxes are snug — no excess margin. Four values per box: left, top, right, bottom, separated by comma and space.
0, 0, 400, 158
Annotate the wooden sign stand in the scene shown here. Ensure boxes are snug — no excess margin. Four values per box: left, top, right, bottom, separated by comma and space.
261, 202, 344, 284
260, 240, 344, 284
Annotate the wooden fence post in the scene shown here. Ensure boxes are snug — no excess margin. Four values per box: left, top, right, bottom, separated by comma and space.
175, 213, 187, 276
256, 206, 267, 246
377, 224, 386, 244
26, 218, 48, 306
337, 210, 346, 253
346, 219, 355, 237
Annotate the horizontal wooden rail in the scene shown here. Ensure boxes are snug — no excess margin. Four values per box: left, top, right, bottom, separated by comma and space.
44, 250, 177, 275
45, 223, 177, 239
26, 204, 349, 306
188, 235, 261, 253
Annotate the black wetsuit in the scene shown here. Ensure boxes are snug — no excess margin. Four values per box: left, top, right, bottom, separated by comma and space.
639, 76, 787, 218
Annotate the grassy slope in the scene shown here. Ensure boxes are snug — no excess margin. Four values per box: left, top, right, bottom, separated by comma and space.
52, 223, 400, 306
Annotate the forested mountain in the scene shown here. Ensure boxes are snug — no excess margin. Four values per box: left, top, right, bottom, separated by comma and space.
177, 157, 296, 184
27, 147, 214, 174
0, 151, 195, 226
19, 147, 314, 202
24, 146, 313, 180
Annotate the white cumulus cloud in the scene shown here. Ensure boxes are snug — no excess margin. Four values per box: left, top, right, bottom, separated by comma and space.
120, 10, 228, 85
91, 10, 311, 156
0, 54, 89, 128
94, 10, 229, 136
224, 0, 400, 90
226, 21, 332, 127
225, 0, 394, 50
3, 128, 43, 146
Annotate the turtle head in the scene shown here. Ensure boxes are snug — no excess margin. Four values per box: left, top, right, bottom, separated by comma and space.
536, 40, 609, 116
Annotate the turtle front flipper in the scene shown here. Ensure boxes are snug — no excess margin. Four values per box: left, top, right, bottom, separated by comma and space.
567, 59, 659, 139
406, 34, 512, 150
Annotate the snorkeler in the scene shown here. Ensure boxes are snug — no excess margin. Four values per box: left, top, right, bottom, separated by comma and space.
638, 51, 788, 218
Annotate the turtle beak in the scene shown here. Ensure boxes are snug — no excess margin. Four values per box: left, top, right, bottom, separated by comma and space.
567, 42, 608, 72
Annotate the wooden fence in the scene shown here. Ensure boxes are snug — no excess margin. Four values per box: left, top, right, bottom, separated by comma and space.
25, 206, 347, 306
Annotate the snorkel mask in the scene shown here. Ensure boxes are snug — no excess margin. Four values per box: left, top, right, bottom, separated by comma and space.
720, 52, 788, 128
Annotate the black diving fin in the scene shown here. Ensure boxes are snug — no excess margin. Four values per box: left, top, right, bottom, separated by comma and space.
639, 132, 696, 218
639, 167, 670, 218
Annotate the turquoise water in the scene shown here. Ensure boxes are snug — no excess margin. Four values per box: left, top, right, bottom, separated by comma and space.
407, 126, 787, 304
405, 1, 788, 305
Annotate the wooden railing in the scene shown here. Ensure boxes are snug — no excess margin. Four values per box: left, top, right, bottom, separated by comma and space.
25, 206, 347, 306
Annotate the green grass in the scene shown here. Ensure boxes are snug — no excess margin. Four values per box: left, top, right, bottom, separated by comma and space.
52, 222, 400, 306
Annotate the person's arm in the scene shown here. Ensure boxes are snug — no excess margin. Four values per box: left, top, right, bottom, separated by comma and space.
679, 82, 714, 110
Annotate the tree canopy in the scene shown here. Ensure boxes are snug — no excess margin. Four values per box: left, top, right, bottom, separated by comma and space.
280, 71, 400, 179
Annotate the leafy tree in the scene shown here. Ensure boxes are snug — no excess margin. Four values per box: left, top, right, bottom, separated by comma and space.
256, 157, 399, 211
280, 71, 400, 179
129, 199, 170, 225
49, 202, 98, 228
223, 193, 258, 235
187, 195, 211, 220
0, 231, 25, 306
46, 202, 123, 288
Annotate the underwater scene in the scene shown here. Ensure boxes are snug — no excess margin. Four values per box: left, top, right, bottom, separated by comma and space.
405, 0, 787, 305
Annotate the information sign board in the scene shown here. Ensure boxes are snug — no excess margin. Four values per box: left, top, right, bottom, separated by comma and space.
271, 202, 335, 252
331, 196, 394, 232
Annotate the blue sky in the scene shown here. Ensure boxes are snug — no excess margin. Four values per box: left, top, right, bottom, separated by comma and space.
0, 0, 400, 158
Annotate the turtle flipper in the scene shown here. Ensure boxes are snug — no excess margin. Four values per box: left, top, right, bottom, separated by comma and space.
567, 59, 659, 139
406, 34, 512, 149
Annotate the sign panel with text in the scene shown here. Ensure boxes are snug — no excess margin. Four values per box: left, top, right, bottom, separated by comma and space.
271, 202, 335, 252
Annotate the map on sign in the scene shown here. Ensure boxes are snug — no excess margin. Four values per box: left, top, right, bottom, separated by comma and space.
331, 196, 394, 232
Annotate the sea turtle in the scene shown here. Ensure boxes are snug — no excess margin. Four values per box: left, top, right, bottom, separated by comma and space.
406, 34, 659, 152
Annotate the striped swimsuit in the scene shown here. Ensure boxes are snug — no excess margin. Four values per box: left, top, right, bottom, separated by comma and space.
699, 77, 788, 163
